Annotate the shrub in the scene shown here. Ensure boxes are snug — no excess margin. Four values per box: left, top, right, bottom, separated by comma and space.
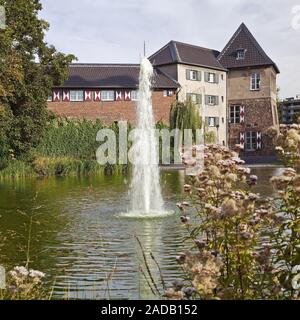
36, 118, 105, 160
167, 144, 300, 300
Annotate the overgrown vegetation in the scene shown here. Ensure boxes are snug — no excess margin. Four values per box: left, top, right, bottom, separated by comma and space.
0, 118, 133, 178
164, 127, 300, 300
1, 118, 182, 178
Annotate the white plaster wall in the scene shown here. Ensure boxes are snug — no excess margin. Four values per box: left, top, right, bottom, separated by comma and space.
177, 64, 228, 145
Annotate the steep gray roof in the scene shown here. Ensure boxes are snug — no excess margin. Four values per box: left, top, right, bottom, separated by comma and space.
149, 41, 227, 71
218, 23, 280, 73
57, 64, 180, 89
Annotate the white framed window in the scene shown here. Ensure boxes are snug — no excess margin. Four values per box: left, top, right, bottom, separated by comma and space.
246, 132, 257, 151
205, 72, 218, 83
190, 70, 197, 80
206, 95, 218, 106
131, 90, 138, 101
206, 117, 219, 127
101, 90, 115, 101
163, 90, 174, 97
186, 69, 201, 81
208, 96, 214, 105
237, 49, 246, 60
208, 73, 216, 83
70, 90, 84, 102
250, 73, 261, 91
208, 117, 215, 127
230, 105, 241, 123
187, 93, 202, 105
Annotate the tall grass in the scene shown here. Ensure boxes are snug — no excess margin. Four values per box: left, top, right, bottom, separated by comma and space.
0, 160, 35, 179
36, 118, 105, 159
0, 118, 181, 178
0, 119, 131, 178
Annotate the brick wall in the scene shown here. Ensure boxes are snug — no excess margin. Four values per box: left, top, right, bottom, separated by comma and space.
228, 97, 277, 156
48, 91, 176, 125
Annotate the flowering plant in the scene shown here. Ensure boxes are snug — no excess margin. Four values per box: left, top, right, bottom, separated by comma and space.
167, 142, 300, 300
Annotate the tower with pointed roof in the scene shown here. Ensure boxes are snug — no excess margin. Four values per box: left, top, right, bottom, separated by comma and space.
218, 23, 279, 157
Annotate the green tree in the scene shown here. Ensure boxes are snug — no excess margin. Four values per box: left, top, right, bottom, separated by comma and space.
170, 98, 202, 142
0, 0, 75, 158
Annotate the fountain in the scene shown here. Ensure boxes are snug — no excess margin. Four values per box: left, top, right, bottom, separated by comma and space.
127, 57, 165, 217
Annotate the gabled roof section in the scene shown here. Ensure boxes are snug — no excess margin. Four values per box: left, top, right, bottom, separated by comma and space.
57, 64, 179, 89
149, 41, 227, 71
218, 23, 280, 73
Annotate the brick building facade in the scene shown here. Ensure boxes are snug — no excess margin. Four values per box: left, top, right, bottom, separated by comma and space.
48, 90, 176, 124
48, 23, 280, 155
47, 64, 179, 125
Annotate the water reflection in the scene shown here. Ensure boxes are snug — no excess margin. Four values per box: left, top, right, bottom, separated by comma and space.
0, 167, 282, 299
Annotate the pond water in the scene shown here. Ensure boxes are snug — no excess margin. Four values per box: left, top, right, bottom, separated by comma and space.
0, 166, 284, 299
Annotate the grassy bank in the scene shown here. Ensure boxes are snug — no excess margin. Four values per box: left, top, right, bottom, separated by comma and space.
0, 119, 129, 179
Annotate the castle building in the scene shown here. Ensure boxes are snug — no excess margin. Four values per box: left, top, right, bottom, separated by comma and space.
48, 23, 279, 155
149, 41, 228, 146
218, 23, 280, 156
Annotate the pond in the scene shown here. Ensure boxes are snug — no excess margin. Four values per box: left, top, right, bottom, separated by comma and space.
0, 166, 284, 299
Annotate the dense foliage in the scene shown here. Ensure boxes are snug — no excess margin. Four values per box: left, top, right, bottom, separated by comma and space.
170, 99, 202, 135
170, 99, 216, 147
0, 0, 75, 160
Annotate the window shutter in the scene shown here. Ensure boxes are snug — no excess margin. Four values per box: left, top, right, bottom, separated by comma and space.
240, 106, 245, 124
240, 132, 245, 150
116, 91, 122, 101
94, 91, 101, 101
186, 69, 191, 80
85, 91, 92, 101
186, 93, 192, 101
204, 72, 209, 82
197, 71, 201, 81
215, 117, 220, 127
215, 96, 219, 105
215, 74, 219, 84
256, 132, 262, 150
125, 91, 131, 101
53, 91, 60, 102
205, 95, 209, 105
63, 91, 70, 102
205, 117, 209, 126
196, 94, 202, 105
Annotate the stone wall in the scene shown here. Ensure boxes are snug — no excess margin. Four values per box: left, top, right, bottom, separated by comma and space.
228, 97, 277, 156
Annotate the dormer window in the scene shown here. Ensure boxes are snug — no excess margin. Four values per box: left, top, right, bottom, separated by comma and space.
237, 49, 246, 60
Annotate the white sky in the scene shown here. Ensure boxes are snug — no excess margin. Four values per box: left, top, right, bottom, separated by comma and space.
39, 0, 300, 98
